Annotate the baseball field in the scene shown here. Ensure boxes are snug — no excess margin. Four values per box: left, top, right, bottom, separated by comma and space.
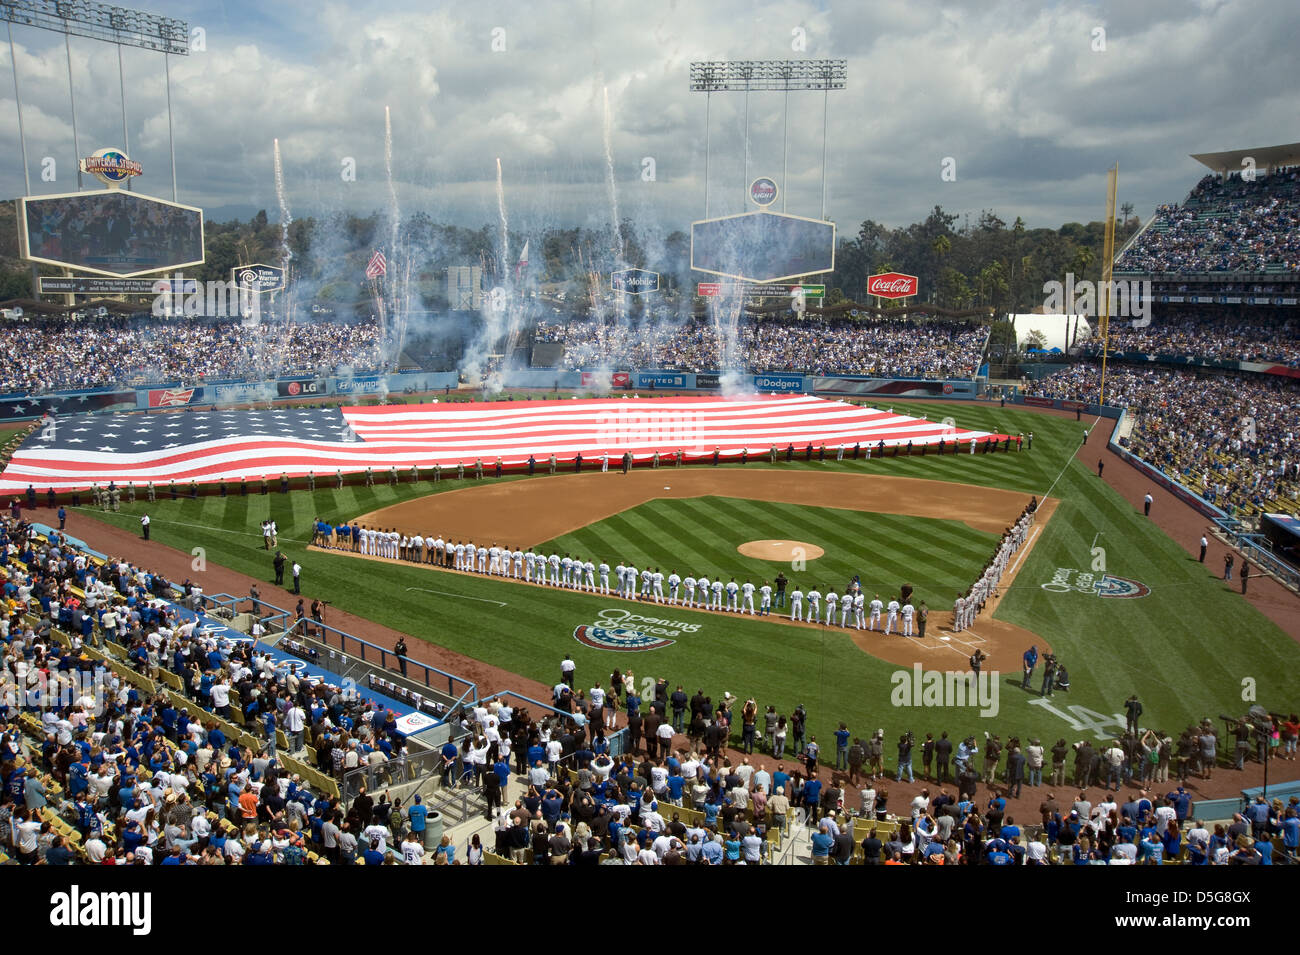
82, 399, 1300, 759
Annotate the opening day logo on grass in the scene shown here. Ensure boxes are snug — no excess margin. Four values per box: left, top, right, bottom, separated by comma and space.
572, 608, 702, 652
1041, 568, 1150, 598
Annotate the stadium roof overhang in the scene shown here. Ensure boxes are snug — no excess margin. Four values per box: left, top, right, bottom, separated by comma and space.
1190, 142, 1300, 176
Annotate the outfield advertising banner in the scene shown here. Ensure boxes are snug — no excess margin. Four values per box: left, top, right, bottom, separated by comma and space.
277, 379, 328, 398
334, 376, 385, 395
147, 386, 206, 408
752, 373, 805, 394
636, 371, 694, 389
810, 377, 971, 398
580, 371, 631, 389
212, 381, 275, 404
695, 373, 721, 390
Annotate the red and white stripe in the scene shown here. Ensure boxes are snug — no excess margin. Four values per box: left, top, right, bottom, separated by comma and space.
0, 395, 1005, 491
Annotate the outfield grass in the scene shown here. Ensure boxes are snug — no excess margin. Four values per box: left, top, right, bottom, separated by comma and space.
79, 401, 1300, 762
537, 496, 997, 610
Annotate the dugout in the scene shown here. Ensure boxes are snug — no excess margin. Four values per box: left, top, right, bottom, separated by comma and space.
1260, 513, 1300, 569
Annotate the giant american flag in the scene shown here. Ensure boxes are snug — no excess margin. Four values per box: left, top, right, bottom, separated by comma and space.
0, 395, 1007, 492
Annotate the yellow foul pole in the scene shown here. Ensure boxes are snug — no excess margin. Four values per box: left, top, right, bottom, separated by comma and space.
1099, 164, 1118, 407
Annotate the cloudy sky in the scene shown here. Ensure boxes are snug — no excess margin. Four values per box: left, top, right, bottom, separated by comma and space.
1, 0, 1295, 237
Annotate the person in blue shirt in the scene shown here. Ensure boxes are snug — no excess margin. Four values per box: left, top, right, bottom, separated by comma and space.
803, 776, 823, 820
834, 724, 851, 771
363, 839, 386, 865
810, 823, 835, 863
407, 795, 429, 847
724, 835, 742, 863
1021, 645, 1038, 689
701, 836, 724, 864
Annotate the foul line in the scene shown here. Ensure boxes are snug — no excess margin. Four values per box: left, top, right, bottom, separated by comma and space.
83, 513, 313, 546
1006, 525, 1041, 577
404, 587, 507, 607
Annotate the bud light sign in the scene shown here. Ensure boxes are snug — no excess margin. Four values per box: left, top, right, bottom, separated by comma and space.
749, 177, 779, 207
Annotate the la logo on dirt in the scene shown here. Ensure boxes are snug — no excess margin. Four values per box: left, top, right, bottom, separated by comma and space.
573, 608, 700, 652
1041, 568, 1150, 598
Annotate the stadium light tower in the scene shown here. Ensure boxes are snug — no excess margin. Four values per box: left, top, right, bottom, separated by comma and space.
2, 0, 190, 201
690, 59, 847, 218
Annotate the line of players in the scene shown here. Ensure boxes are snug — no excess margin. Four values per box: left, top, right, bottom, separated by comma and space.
316, 519, 920, 633
951, 497, 1038, 632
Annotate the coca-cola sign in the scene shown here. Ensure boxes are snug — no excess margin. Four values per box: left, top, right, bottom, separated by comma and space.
867, 272, 919, 299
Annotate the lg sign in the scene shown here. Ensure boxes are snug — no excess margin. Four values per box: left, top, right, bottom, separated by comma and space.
867, 272, 919, 299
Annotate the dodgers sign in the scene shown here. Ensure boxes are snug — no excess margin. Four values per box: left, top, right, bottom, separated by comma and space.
753, 373, 804, 394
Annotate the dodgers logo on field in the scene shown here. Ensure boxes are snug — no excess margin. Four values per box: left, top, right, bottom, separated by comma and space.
1094, 574, 1150, 599
1041, 567, 1149, 599
573, 625, 675, 652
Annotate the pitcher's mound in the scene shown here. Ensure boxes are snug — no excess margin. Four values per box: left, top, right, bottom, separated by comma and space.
738, 539, 825, 561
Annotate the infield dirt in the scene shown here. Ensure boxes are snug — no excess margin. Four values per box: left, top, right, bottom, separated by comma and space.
340, 469, 1058, 671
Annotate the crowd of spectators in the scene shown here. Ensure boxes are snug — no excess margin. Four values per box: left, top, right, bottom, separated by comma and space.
1115, 168, 1300, 273
0, 316, 385, 395
1027, 363, 1300, 517
2, 508, 1297, 865
1093, 307, 1300, 367
0, 513, 435, 865
534, 316, 989, 379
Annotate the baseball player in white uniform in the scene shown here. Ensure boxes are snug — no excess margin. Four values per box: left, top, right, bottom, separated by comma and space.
477, 545, 489, 574
853, 592, 866, 629
614, 562, 626, 594
902, 602, 915, 637
725, 578, 739, 612
488, 544, 501, 575
759, 581, 772, 615
696, 575, 710, 609
789, 586, 804, 622
683, 575, 697, 608
599, 561, 611, 594
548, 552, 561, 586
741, 580, 755, 614
513, 547, 524, 578
525, 550, 537, 581
652, 569, 665, 603
885, 598, 900, 635
667, 572, 681, 604
641, 568, 653, 601
869, 595, 883, 632
624, 564, 638, 599
584, 559, 596, 591
806, 586, 822, 624
561, 554, 574, 587
824, 590, 838, 626
710, 577, 724, 611
953, 594, 964, 632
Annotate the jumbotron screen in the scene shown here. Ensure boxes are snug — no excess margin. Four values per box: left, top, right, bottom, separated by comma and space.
690, 210, 835, 283
19, 190, 205, 277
